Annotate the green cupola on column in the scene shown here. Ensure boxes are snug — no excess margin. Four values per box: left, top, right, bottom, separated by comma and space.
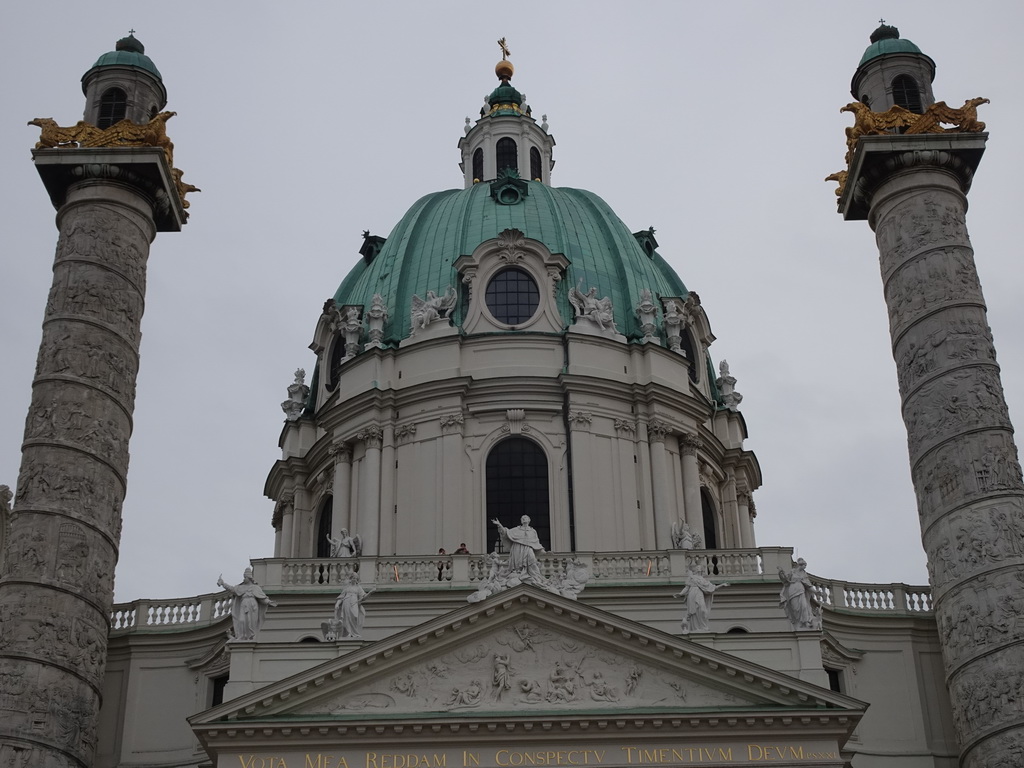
81, 31, 168, 127
851, 22, 935, 113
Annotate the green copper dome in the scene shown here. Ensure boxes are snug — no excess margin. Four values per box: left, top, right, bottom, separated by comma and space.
858, 24, 928, 66
84, 34, 163, 81
333, 181, 689, 345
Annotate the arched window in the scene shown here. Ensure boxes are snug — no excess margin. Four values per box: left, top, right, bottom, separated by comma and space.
472, 148, 484, 182
97, 87, 127, 129
315, 496, 333, 557
530, 147, 542, 181
679, 331, 700, 384
486, 438, 550, 550
892, 75, 923, 113
496, 138, 518, 175
701, 489, 718, 550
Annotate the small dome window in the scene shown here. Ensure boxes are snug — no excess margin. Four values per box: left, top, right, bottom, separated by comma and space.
98, 87, 128, 129
892, 75, 923, 113
485, 267, 539, 325
472, 148, 484, 182
530, 147, 542, 181
496, 138, 518, 175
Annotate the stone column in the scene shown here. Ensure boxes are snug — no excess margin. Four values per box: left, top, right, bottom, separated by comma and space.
357, 425, 383, 556
646, 419, 674, 550
680, 433, 704, 541
330, 441, 353, 540
0, 149, 183, 767
278, 493, 295, 557
843, 133, 1024, 765
722, 471, 740, 548
737, 491, 755, 549
291, 486, 311, 558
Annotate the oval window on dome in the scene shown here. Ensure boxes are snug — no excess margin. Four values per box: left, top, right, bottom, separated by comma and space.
485, 267, 539, 325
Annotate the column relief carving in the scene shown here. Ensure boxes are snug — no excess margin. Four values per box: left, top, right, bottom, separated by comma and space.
679, 432, 703, 455
647, 419, 672, 444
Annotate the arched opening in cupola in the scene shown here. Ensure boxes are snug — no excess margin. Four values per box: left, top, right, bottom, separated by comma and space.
892, 75, 923, 113
496, 137, 518, 176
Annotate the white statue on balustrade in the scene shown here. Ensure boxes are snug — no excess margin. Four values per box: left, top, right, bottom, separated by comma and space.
326, 528, 362, 558
671, 519, 703, 550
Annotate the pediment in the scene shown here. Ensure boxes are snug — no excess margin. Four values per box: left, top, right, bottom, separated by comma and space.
193, 585, 863, 728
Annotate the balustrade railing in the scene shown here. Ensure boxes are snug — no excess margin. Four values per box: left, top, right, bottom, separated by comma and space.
109, 549, 933, 635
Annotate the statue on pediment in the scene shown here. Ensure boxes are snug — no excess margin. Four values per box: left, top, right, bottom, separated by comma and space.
334, 573, 375, 639
779, 558, 821, 631
493, 515, 546, 585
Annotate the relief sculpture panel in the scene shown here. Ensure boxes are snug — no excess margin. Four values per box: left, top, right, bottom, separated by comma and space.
876, 192, 969, 278
309, 622, 750, 716
56, 208, 150, 291
884, 247, 984, 337
893, 308, 996, 396
923, 500, 1024, 592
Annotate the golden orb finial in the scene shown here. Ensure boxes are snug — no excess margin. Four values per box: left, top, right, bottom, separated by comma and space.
495, 37, 513, 81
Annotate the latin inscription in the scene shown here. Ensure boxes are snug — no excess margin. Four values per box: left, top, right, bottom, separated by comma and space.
232, 743, 838, 768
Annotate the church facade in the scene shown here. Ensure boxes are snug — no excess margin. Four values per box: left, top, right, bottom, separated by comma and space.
8, 24, 1020, 768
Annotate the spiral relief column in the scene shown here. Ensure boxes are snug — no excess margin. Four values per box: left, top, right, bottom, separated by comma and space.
0, 35, 187, 767
842, 132, 1024, 764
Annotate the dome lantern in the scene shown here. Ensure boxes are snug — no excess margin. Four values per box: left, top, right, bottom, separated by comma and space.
458, 39, 556, 188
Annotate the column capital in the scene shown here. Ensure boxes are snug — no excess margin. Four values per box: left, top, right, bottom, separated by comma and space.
356, 425, 383, 449
839, 133, 986, 221
330, 440, 353, 463
680, 432, 703, 455
647, 418, 672, 443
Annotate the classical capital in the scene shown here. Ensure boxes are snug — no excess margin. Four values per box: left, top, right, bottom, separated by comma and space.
357, 425, 384, 449
330, 441, 353, 463
680, 432, 703, 455
647, 419, 672, 443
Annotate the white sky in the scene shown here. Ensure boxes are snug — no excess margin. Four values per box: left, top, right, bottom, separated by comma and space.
2, 2, 1022, 602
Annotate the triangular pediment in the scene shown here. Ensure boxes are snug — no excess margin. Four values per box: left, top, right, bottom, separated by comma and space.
192, 585, 863, 729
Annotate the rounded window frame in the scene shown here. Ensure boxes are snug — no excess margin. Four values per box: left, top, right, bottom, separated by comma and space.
454, 231, 569, 334
484, 266, 541, 326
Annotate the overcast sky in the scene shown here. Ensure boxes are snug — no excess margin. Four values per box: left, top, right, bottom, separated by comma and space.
2, 2, 1022, 603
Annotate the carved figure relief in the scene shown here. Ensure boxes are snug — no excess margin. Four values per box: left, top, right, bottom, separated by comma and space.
365, 294, 389, 348
938, 572, 1024, 665
903, 368, 1011, 458
568, 279, 618, 333
310, 622, 749, 716
895, 314, 996, 394
57, 209, 149, 289
884, 248, 983, 335
410, 286, 457, 335
915, 433, 1024, 521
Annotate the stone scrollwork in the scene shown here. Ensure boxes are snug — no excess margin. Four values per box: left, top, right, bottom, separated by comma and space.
634, 289, 659, 341
679, 432, 703, 455
365, 294, 389, 349
496, 228, 527, 264
280, 368, 309, 421
439, 412, 465, 432
567, 411, 592, 431
356, 425, 383, 449
647, 419, 672, 443
394, 424, 417, 445
503, 409, 529, 435
613, 418, 637, 435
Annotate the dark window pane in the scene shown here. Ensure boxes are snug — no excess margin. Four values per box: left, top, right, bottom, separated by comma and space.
892, 75, 923, 114
530, 147, 542, 180
485, 267, 539, 324
98, 88, 127, 129
496, 137, 518, 175
316, 497, 333, 557
486, 438, 550, 551
472, 148, 484, 181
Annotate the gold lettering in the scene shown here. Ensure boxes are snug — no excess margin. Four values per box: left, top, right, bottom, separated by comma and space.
639, 750, 658, 764
239, 757, 256, 768
787, 747, 804, 759
747, 745, 763, 761
496, 751, 510, 767
619, 747, 636, 764
717, 749, 733, 761
463, 753, 480, 767
337, 760, 350, 768
593, 751, 605, 765
367, 754, 379, 768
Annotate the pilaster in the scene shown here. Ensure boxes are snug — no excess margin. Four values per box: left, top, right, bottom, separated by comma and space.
680, 433, 704, 542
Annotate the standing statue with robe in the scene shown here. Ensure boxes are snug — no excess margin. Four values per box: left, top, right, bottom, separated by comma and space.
673, 564, 728, 633
218, 568, 276, 641
492, 515, 546, 585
